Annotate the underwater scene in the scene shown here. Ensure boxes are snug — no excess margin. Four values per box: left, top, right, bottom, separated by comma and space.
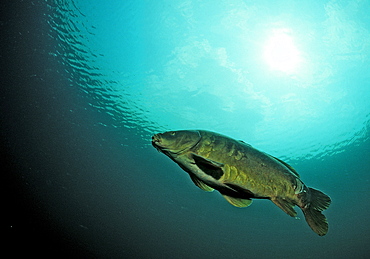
3, 0, 370, 258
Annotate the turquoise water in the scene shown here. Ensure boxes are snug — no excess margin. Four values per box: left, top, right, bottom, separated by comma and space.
51, 0, 370, 160
3, 0, 370, 258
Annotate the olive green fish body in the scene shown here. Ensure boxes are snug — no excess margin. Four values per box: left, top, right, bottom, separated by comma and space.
152, 130, 331, 236
192, 131, 301, 199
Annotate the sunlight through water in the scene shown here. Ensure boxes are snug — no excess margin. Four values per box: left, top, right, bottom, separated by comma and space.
48, 0, 370, 160
263, 29, 302, 74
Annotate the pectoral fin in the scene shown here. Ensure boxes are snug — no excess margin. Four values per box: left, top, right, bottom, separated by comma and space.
189, 174, 214, 192
191, 153, 224, 180
222, 195, 253, 208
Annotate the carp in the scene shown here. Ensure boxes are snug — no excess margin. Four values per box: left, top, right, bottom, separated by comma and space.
152, 130, 331, 236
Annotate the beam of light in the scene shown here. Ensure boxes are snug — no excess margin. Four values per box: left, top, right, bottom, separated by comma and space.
263, 29, 301, 74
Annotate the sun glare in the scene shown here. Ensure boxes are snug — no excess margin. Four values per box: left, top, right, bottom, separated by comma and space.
263, 29, 301, 74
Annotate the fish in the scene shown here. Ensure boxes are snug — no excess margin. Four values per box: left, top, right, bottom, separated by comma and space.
152, 130, 331, 236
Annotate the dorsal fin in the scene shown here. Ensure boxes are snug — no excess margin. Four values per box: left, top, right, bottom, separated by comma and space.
271, 156, 300, 177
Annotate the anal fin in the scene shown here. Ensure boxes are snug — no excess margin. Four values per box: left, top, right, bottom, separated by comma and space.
271, 197, 297, 217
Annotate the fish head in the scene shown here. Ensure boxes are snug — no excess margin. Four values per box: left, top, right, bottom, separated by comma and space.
152, 130, 201, 156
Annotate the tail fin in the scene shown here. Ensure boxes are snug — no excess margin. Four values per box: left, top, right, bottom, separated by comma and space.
302, 188, 331, 236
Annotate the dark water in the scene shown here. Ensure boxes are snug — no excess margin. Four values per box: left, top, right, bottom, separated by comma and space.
3, 0, 370, 258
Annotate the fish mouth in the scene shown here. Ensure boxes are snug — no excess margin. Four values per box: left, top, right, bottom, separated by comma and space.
151, 134, 175, 155
151, 131, 202, 155
152, 134, 161, 143
151, 134, 165, 151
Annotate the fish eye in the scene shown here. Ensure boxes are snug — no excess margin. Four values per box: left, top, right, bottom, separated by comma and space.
170, 131, 176, 136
